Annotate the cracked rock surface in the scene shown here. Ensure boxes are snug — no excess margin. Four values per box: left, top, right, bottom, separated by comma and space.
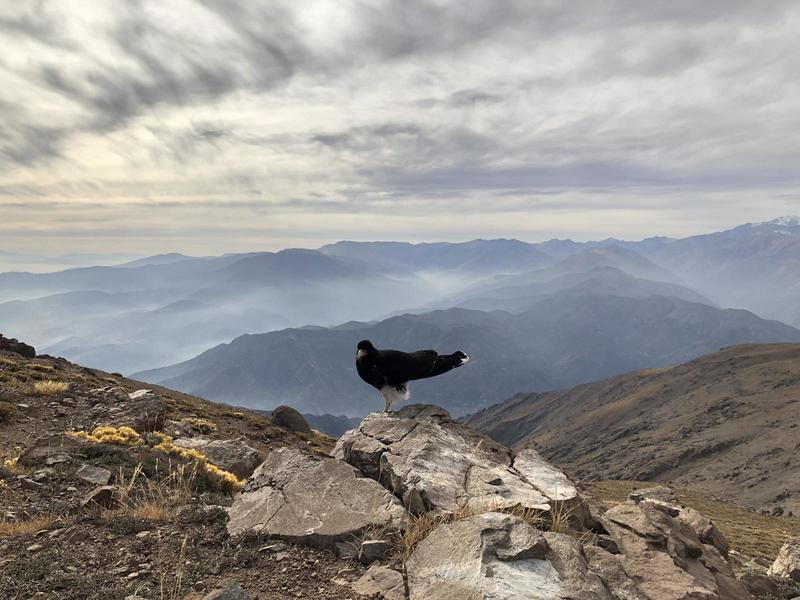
334, 404, 579, 515
226, 447, 406, 549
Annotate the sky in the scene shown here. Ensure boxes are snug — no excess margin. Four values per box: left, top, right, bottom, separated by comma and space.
1, 0, 800, 256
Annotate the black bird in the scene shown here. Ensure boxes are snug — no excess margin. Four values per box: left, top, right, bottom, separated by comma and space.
355, 340, 470, 411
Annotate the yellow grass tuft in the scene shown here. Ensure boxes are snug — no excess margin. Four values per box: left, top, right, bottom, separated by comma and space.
33, 379, 69, 395
151, 432, 243, 493
2, 447, 24, 474
68, 425, 143, 446
0, 514, 59, 537
182, 416, 218, 434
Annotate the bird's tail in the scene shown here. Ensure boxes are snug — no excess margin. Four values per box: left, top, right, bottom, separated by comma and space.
430, 351, 470, 377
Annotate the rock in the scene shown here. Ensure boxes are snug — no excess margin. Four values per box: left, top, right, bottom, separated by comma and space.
227, 447, 406, 552
603, 501, 752, 600
87, 387, 166, 432
768, 539, 800, 581
76, 464, 112, 486
18, 434, 93, 467
677, 506, 729, 557
172, 437, 262, 478
82, 485, 118, 509
270, 405, 312, 434
352, 565, 405, 600
406, 511, 642, 600
201, 584, 250, 600
358, 539, 392, 565
334, 404, 579, 517
0, 334, 35, 358
738, 571, 781, 598
629, 485, 678, 504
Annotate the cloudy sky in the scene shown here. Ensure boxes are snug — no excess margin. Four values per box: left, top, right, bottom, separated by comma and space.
1, 1, 799, 256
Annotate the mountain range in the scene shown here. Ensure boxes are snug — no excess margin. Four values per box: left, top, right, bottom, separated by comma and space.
3, 217, 800, 415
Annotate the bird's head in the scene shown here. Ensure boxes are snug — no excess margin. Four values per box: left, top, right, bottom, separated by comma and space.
356, 339, 375, 359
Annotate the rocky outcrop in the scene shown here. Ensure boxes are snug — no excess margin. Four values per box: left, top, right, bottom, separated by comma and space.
0, 334, 35, 358
173, 437, 261, 479
603, 500, 751, 600
86, 387, 166, 433
406, 511, 645, 600
768, 539, 800, 581
226, 447, 405, 552
334, 405, 579, 517
225, 406, 752, 599
270, 405, 312, 434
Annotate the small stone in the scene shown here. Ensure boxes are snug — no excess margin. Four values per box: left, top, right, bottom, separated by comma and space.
82, 485, 118, 509
27, 544, 43, 552
76, 464, 112, 486
358, 539, 392, 565
126, 572, 140, 580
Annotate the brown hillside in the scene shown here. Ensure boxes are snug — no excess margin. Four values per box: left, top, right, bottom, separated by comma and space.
466, 343, 800, 514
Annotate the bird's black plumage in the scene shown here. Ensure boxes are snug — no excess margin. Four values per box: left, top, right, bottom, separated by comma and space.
355, 340, 470, 411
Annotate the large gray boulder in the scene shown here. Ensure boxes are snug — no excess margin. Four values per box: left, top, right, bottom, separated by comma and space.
334, 405, 579, 517
173, 437, 262, 478
406, 512, 645, 600
226, 447, 406, 552
0, 334, 35, 358
768, 539, 800, 581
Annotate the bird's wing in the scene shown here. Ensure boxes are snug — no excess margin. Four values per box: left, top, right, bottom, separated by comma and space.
377, 349, 439, 384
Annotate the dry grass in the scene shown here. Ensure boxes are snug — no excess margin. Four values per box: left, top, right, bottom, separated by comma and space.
181, 417, 217, 434
2, 447, 25, 474
588, 480, 800, 561
33, 380, 69, 395
152, 432, 243, 493
2, 375, 31, 394
400, 512, 445, 560
68, 425, 142, 446
0, 514, 59, 537
158, 533, 189, 600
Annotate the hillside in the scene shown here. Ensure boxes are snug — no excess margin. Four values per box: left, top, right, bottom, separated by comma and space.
2, 339, 800, 599
466, 343, 800, 514
135, 296, 800, 417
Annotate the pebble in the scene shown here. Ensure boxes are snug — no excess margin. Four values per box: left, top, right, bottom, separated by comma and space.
27, 543, 43, 552
126, 572, 140, 580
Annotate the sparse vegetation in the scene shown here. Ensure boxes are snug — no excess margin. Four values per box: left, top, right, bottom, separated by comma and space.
33, 379, 69, 395
2, 447, 24, 474
68, 425, 143, 446
182, 416, 217, 434
151, 432, 244, 493
0, 514, 60, 537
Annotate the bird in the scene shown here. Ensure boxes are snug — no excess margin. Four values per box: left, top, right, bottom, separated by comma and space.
355, 339, 470, 412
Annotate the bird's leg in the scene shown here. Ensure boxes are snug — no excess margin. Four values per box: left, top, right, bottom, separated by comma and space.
381, 389, 390, 413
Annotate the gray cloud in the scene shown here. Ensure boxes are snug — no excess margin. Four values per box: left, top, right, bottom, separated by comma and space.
0, 1, 799, 253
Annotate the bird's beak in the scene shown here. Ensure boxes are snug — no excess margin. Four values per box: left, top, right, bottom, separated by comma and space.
357, 349, 367, 359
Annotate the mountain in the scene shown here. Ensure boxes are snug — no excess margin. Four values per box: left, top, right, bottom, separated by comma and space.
454, 266, 713, 313
0, 249, 432, 373
465, 343, 800, 514
647, 216, 800, 327
134, 295, 800, 417
117, 253, 194, 268
320, 238, 556, 276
